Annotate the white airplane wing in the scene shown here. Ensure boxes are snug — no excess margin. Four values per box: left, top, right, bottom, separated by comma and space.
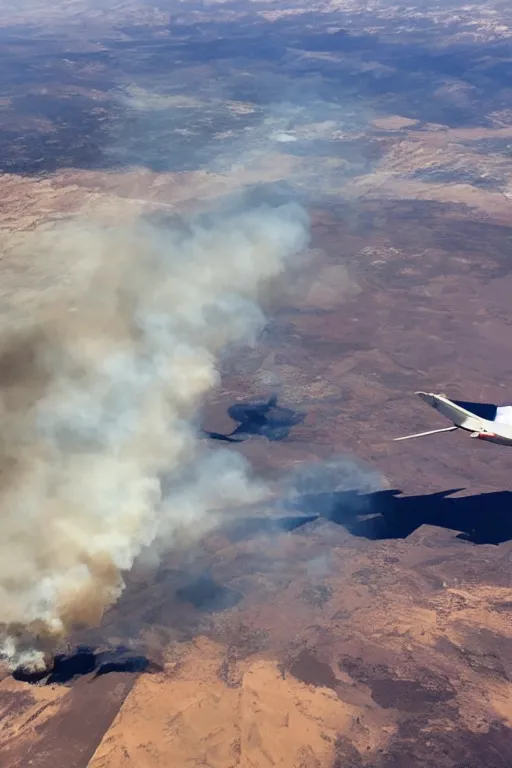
394, 391, 512, 446
415, 391, 493, 428
393, 425, 457, 442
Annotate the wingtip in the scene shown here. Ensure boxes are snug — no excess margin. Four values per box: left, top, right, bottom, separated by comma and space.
415, 390, 448, 398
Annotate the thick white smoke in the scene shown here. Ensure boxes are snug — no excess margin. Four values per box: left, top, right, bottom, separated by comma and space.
0, 201, 309, 671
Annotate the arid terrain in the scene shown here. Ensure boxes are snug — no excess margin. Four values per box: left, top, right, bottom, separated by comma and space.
1, 0, 512, 766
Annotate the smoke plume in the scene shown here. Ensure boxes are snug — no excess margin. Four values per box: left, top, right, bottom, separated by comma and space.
0, 201, 309, 671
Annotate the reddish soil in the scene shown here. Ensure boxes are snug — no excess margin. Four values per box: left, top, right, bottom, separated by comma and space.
2, 198, 511, 767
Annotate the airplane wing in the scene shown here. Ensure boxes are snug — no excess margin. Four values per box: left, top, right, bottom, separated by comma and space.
416, 391, 497, 426
393, 426, 458, 442
394, 391, 512, 445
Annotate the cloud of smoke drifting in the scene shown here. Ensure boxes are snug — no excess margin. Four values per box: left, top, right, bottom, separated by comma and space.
283, 456, 385, 499
0, 201, 309, 672
279, 454, 387, 518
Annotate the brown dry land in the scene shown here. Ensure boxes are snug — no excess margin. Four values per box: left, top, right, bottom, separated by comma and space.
1, 190, 512, 768
1, 0, 512, 765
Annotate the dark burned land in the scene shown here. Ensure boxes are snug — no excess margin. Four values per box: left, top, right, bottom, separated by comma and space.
2, 198, 511, 768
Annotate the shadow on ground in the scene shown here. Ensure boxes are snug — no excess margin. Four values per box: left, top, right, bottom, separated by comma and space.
202, 393, 305, 443
13, 644, 160, 686
281, 488, 512, 545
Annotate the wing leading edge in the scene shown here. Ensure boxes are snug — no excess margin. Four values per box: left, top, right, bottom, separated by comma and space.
393, 425, 457, 442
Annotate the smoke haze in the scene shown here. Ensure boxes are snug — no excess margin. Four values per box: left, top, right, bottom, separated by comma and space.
0, 201, 309, 671
280, 455, 388, 518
